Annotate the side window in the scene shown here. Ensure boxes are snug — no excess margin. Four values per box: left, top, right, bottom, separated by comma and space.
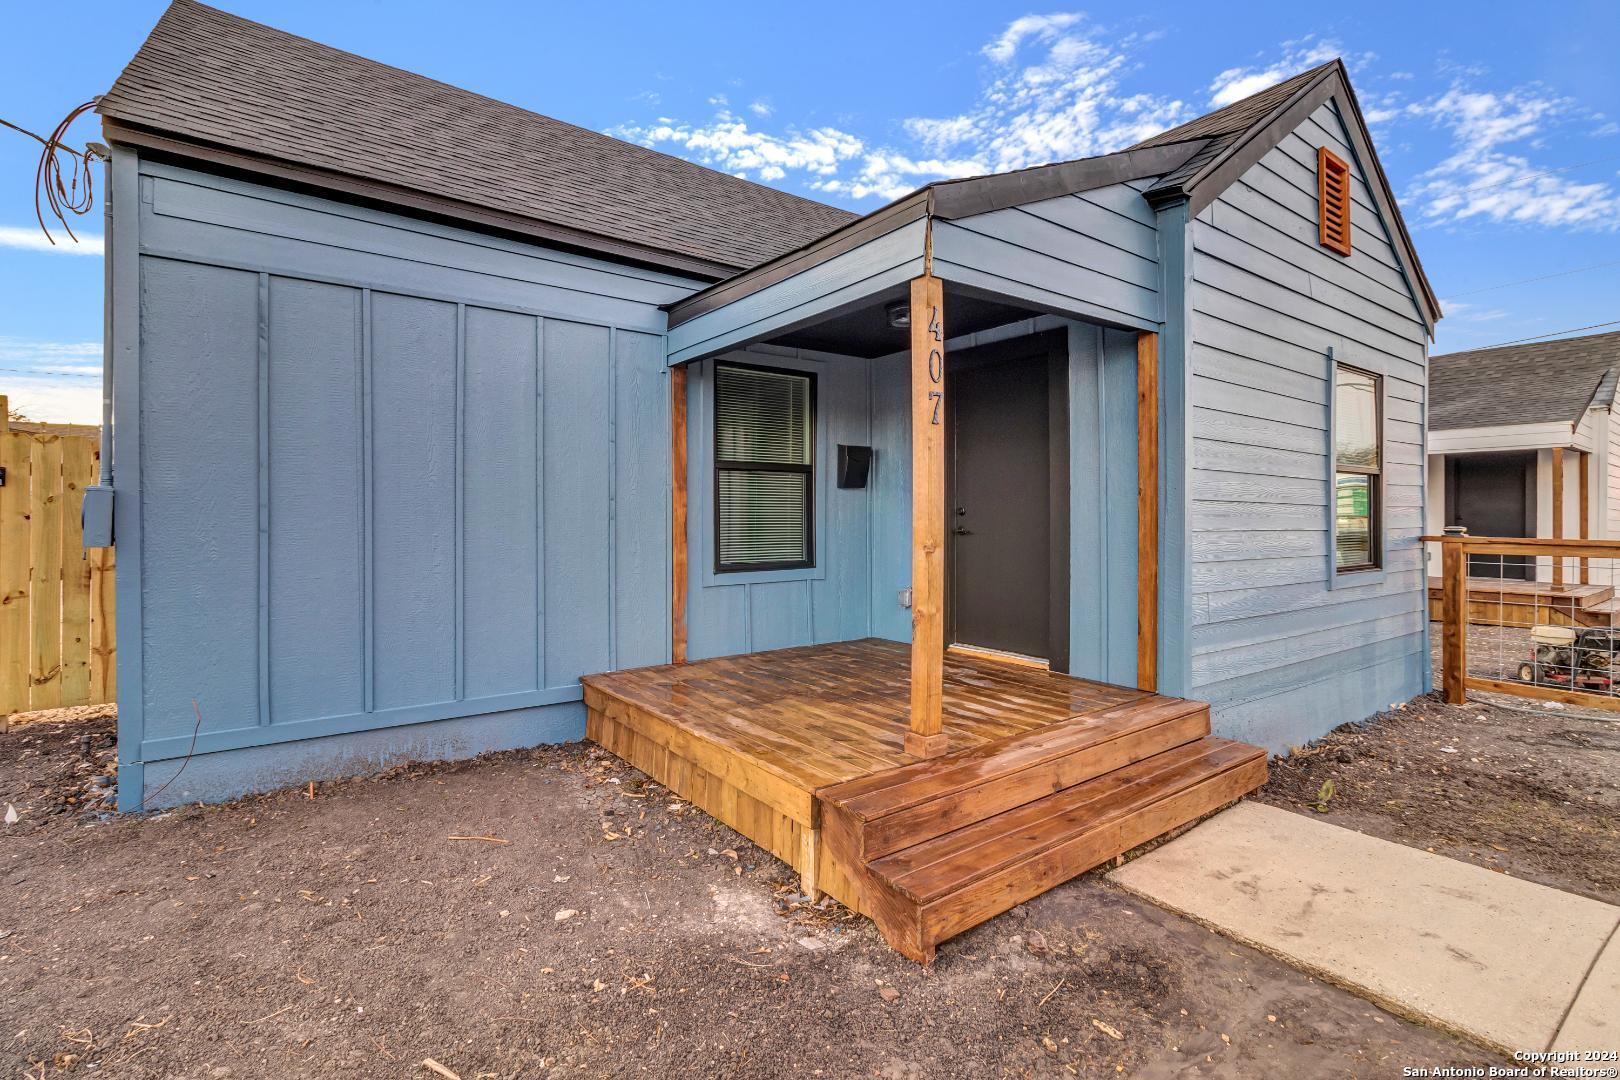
713, 363, 815, 572
1334, 363, 1381, 573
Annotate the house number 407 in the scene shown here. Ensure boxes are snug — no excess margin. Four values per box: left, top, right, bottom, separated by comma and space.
927, 304, 943, 425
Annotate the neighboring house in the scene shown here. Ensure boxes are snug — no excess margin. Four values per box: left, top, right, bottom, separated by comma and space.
1426, 333, 1620, 586
96, 0, 1439, 875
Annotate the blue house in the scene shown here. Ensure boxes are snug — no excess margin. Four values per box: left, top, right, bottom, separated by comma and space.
95, 2, 1439, 960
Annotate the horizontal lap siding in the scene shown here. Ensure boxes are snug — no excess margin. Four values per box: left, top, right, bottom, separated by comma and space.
1188, 101, 1430, 750
127, 161, 690, 777
930, 185, 1161, 331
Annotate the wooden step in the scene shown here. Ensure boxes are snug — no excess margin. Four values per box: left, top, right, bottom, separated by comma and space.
820, 696, 1211, 863
842, 737, 1267, 963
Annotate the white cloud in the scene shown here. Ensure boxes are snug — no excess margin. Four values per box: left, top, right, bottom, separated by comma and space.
902, 21, 1191, 178
981, 12, 1084, 64
615, 113, 866, 180
1405, 86, 1620, 231
1207, 37, 1343, 107
0, 339, 102, 366
2, 378, 102, 425
0, 225, 103, 255
0, 339, 103, 424
616, 13, 1195, 203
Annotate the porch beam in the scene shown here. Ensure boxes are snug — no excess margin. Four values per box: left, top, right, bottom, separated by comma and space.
1552, 446, 1565, 585
1136, 331, 1159, 693
906, 271, 948, 759
671, 365, 689, 664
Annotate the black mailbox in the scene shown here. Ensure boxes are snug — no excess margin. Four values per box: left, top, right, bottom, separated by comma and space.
837, 444, 872, 489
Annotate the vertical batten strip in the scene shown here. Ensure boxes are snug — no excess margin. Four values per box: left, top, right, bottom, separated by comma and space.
535, 317, 547, 690
1094, 325, 1110, 673
607, 327, 619, 672
1136, 330, 1160, 693
454, 303, 467, 701
256, 272, 272, 725
360, 289, 375, 714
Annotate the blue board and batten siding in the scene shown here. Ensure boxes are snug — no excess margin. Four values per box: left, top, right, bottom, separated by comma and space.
1185, 100, 1431, 750
114, 155, 699, 808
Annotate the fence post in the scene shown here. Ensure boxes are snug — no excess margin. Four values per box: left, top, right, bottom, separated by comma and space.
1441, 540, 1467, 705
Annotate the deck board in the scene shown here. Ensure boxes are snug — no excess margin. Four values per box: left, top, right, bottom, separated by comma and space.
583, 638, 1151, 793
582, 638, 1260, 957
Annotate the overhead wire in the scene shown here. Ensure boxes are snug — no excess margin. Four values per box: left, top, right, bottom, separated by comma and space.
1448, 259, 1620, 298
1468, 320, 1620, 350
1, 101, 105, 245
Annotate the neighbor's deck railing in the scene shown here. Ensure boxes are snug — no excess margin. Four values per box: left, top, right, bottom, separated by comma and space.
1426, 533, 1620, 712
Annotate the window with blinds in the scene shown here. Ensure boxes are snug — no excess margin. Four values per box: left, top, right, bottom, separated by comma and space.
1318, 147, 1353, 256
714, 363, 815, 572
1334, 364, 1381, 573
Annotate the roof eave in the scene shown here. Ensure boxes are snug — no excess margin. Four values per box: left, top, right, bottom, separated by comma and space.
99, 115, 741, 283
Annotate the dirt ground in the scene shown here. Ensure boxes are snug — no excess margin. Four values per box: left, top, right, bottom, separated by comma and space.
1260, 681, 1620, 906
0, 714, 1498, 1079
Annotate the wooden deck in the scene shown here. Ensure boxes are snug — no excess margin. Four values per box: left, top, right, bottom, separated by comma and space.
582, 638, 1266, 962
1425, 576, 1620, 628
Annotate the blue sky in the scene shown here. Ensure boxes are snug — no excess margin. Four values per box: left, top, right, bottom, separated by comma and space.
2, 1, 1617, 421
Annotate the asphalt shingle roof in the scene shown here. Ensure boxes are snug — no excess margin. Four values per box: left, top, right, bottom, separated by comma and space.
1429, 331, 1620, 431
97, 0, 857, 276
1131, 64, 1332, 151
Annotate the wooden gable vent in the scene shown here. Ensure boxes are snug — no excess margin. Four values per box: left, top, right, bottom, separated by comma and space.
1317, 147, 1353, 256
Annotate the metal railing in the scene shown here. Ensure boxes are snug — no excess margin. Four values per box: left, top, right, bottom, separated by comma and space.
1427, 533, 1620, 711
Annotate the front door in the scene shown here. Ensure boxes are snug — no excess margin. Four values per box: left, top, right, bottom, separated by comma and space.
945, 334, 1065, 663
1448, 451, 1535, 580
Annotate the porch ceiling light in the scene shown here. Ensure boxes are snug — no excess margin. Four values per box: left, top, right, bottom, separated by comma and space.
885, 301, 910, 329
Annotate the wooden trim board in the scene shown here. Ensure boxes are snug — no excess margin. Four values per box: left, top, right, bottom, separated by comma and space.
1136, 331, 1160, 693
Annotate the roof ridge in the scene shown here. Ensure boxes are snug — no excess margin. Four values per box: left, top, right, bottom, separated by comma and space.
1433, 328, 1620, 360
143, 0, 853, 221
98, 0, 856, 274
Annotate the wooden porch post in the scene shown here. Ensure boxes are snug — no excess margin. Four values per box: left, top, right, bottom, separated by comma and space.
1552, 447, 1565, 585
670, 365, 689, 664
906, 271, 949, 759
1136, 332, 1159, 693
1440, 539, 1467, 705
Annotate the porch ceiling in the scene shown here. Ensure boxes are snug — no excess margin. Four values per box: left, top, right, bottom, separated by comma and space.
768, 282, 1049, 359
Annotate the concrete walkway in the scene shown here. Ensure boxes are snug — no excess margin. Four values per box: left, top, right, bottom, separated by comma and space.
1111, 801, 1620, 1057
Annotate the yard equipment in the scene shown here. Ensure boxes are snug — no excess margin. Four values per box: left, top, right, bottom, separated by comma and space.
1519, 624, 1620, 693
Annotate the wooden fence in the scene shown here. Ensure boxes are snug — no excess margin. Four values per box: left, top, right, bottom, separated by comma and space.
0, 401, 115, 720
1427, 533, 1620, 713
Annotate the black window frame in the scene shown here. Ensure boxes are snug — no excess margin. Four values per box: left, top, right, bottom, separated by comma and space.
1334, 362, 1382, 574
712, 361, 817, 574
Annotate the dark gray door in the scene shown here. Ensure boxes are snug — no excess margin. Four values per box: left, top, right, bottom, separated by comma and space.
946, 339, 1061, 660
1449, 452, 1534, 580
